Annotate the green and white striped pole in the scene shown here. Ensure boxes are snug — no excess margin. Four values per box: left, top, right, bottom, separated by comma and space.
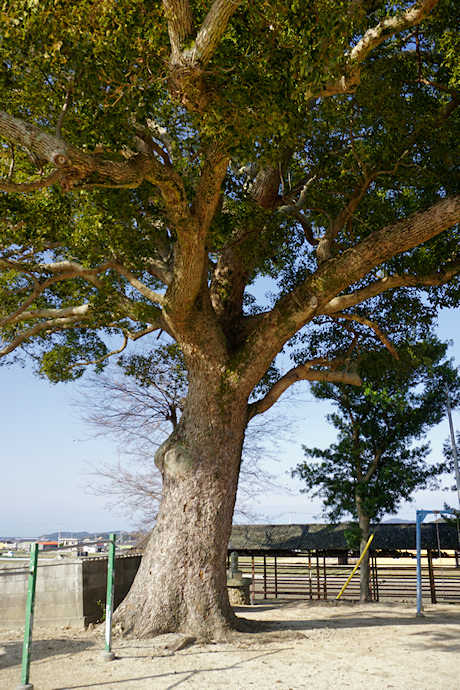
101, 533, 116, 661
17, 543, 38, 690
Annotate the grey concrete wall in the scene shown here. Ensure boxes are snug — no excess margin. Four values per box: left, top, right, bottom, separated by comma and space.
0, 554, 141, 629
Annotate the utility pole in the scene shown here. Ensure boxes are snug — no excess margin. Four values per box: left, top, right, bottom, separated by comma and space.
445, 384, 460, 510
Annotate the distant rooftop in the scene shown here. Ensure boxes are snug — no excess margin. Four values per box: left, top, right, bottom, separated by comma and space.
228, 523, 460, 553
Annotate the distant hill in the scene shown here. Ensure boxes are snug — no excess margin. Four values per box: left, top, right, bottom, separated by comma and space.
40, 530, 144, 541
42, 531, 118, 540
381, 518, 412, 524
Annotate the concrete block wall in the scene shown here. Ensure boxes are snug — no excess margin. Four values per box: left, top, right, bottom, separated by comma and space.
0, 554, 141, 629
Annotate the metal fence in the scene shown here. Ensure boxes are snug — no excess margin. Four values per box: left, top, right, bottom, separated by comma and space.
233, 553, 460, 603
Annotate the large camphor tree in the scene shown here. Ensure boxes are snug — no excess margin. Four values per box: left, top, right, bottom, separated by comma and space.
1, 0, 459, 637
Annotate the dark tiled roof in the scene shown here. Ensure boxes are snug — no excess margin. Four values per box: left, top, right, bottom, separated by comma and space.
228, 522, 460, 552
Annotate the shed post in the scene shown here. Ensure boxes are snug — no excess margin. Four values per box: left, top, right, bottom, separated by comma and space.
323, 554, 327, 600
427, 550, 436, 604
316, 553, 321, 600
263, 555, 267, 599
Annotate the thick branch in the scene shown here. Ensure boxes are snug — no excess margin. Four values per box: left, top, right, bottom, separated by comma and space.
319, 0, 440, 98
237, 193, 460, 393
248, 361, 362, 420
0, 111, 189, 226
165, 145, 228, 320
0, 308, 91, 356
190, 0, 243, 66
323, 259, 460, 314
2, 303, 92, 327
349, 0, 439, 66
113, 263, 165, 305
163, 0, 195, 61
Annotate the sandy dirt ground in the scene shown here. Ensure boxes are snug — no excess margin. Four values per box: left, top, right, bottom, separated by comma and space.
1, 599, 459, 690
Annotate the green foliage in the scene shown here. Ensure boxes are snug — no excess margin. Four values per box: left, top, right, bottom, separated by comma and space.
0, 0, 459, 383
292, 338, 460, 522
343, 523, 362, 549
39, 329, 110, 382
118, 342, 188, 395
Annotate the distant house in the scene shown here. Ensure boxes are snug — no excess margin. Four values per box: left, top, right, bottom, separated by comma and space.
0, 540, 16, 550
38, 541, 58, 551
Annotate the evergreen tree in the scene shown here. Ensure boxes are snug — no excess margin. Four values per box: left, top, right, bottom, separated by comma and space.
293, 338, 460, 600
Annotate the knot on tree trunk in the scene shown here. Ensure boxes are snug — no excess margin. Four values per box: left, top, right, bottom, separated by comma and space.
168, 62, 211, 112
155, 438, 194, 478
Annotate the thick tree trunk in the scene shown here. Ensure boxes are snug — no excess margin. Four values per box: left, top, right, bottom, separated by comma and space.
114, 376, 248, 639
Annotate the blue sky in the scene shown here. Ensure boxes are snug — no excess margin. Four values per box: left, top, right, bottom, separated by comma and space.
1, 307, 459, 538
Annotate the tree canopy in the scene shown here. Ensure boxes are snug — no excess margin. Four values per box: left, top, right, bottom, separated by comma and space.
293, 338, 460, 524
1, 0, 460, 636
1, 0, 459, 390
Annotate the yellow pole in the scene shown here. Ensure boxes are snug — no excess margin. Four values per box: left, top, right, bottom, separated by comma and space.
336, 534, 374, 601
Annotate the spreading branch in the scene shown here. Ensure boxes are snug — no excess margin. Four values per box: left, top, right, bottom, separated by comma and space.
323, 259, 460, 314
113, 263, 165, 306
237, 193, 460, 390
332, 313, 399, 359
0, 307, 92, 356
66, 336, 129, 371
0, 111, 189, 227
319, 0, 440, 98
248, 359, 362, 420
0, 169, 63, 193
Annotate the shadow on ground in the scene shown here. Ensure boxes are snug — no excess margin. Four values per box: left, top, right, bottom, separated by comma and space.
0, 636, 96, 671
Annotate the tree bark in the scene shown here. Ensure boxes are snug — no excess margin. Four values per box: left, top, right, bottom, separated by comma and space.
356, 498, 371, 602
114, 370, 248, 639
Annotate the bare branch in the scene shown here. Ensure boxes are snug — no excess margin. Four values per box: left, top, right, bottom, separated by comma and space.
0, 309, 91, 356
113, 262, 165, 305
332, 313, 399, 359
56, 85, 73, 138
349, 0, 439, 66
66, 336, 129, 371
163, 0, 195, 60
316, 177, 372, 261
0, 169, 63, 193
7, 143, 15, 181
0, 111, 189, 226
124, 325, 162, 341
190, 0, 243, 66
1, 303, 91, 328
278, 205, 319, 246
